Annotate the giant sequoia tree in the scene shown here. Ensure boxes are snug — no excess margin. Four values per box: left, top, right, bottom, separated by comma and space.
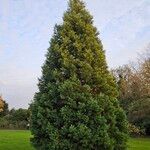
30, 0, 128, 149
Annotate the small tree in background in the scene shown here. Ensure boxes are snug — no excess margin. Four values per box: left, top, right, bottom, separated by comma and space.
0, 96, 9, 117
30, 0, 128, 149
0, 96, 4, 113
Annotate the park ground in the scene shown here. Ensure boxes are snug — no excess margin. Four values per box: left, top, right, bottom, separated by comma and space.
0, 130, 150, 150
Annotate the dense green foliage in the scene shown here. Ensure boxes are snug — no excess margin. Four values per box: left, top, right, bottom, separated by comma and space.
31, 0, 128, 149
0, 108, 30, 129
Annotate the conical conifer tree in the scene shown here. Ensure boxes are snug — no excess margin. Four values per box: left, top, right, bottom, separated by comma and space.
30, 0, 128, 149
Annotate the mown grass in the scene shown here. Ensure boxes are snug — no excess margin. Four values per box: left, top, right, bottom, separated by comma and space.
0, 130, 150, 150
0, 130, 34, 150
128, 137, 150, 150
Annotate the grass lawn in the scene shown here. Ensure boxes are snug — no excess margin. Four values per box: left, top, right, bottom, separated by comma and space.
0, 130, 34, 150
0, 130, 150, 150
128, 137, 150, 150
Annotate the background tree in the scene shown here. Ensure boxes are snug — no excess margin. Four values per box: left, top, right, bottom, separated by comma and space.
129, 49, 150, 135
31, 0, 128, 149
112, 65, 133, 111
0, 99, 9, 117
0, 96, 30, 130
112, 47, 150, 135
0, 108, 30, 130
9, 108, 30, 129
0, 96, 5, 113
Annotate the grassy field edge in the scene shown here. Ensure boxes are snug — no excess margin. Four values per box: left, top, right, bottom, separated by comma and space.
0, 130, 150, 150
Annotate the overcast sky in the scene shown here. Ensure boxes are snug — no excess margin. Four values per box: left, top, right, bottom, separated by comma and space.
0, 0, 150, 109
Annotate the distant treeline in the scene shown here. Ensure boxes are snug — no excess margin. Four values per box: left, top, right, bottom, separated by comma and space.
0, 99, 30, 129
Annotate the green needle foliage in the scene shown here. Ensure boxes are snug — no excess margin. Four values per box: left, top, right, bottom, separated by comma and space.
30, 0, 128, 149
